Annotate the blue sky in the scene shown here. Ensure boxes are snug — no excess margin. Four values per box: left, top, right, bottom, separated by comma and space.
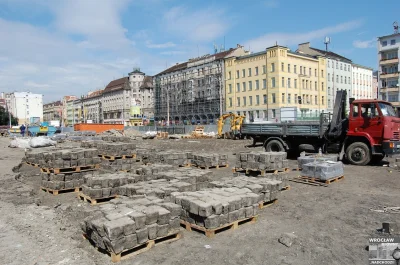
0, 0, 399, 102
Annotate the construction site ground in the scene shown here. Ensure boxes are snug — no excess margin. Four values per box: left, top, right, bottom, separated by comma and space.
0, 137, 398, 265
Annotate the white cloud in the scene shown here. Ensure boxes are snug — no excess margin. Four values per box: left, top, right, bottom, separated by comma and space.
160, 51, 187, 55
264, 0, 279, 8
146, 41, 176, 49
353, 38, 376, 49
163, 6, 228, 42
245, 20, 363, 52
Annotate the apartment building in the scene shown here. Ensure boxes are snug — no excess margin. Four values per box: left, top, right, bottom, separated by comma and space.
225, 45, 327, 121
139, 76, 154, 122
82, 90, 103, 123
154, 45, 248, 125
297, 42, 352, 112
378, 31, 400, 112
8, 92, 43, 125
43, 100, 62, 122
351, 64, 374, 100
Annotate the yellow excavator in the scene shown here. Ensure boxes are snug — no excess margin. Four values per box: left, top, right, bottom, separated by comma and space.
217, 113, 246, 139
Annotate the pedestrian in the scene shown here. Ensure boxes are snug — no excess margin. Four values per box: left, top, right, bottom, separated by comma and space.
20, 124, 26, 137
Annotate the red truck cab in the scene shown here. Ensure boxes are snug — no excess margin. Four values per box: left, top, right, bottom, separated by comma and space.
348, 99, 400, 159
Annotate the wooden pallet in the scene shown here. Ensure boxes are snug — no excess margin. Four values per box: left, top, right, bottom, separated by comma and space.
25, 161, 40, 167
281, 186, 291, 192
83, 231, 182, 263
233, 167, 290, 176
180, 215, 257, 238
178, 163, 192, 168
99, 154, 137, 161
40, 164, 99, 174
77, 192, 118, 205
41, 186, 80, 195
195, 164, 229, 170
297, 175, 345, 185
259, 199, 278, 209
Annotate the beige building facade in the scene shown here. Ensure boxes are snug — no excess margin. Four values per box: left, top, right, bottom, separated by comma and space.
225, 45, 327, 121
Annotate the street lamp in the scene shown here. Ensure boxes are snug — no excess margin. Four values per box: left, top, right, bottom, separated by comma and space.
392, 246, 400, 265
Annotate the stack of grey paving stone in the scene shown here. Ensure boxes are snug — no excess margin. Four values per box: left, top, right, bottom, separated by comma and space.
170, 188, 260, 229
25, 148, 101, 168
97, 142, 136, 157
81, 197, 181, 255
136, 148, 157, 164
191, 153, 228, 168
235, 151, 289, 171
66, 131, 98, 141
146, 150, 192, 166
81, 172, 132, 199
41, 171, 88, 190
154, 167, 213, 190
209, 176, 282, 203
134, 164, 175, 179
100, 158, 141, 172
81, 140, 105, 148
301, 161, 344, 181
297, 154, 338, 170
101, 136, 133, 143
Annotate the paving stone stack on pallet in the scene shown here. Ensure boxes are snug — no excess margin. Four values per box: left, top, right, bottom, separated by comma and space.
81, 173, 133, 200
146, 151, 192, 166
97, 142, 137, 157
135, 148, 157, 164
81, 197, 181, 262
171, 188, 259, 230
81, 140, 105, 148
209, 176, 282, 204
135, 164, 175, 178
25, 148, 101, 169
100, 158, 141, 172
191, 153, 228, 168
154, 167, 213, 191
233, 171, 291, 189
301, 161, 344, 181
101, 136, 133, 143
41, 171, 88, 190
297, 155, 338, 170
235, 151, 289, 171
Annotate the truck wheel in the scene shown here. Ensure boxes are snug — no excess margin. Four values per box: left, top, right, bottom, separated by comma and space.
346, 142, 371, 165
265, 140, 285, 152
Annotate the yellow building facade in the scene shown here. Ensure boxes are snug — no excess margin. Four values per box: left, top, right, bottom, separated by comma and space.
224, 45, 327, 121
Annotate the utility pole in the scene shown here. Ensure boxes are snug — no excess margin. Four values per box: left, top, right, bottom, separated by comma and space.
166, 87, 170, 126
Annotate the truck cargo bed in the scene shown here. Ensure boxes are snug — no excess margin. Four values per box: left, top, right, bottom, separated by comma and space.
241, 122, 329, 137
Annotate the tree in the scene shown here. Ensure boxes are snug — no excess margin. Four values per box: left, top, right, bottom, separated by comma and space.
0, 106, 18, 126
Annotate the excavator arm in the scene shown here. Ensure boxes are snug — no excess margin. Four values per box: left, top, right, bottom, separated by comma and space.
217, 114, 234, 137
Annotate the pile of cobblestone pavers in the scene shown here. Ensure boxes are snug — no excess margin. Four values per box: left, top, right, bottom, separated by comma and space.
81, 140, 104, 148
297, 154, 338, 170
81, 172, 132, 199
81, 197, 181, 260
235, 151, 289, 171
101, 136, 133, 143
97, 142, 136, 157
145, 150, 192, 166
41, 171, 88, 191
100, 158, 140, 172
301, 161, 344, 181
170, 188, 260, 229
154, 168, 213, 190
25, 148, 101, 168
209, 176, 282, 204
191, 153, 228, 168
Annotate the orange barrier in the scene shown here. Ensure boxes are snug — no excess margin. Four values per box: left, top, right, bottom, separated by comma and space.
74, 123, 124, 134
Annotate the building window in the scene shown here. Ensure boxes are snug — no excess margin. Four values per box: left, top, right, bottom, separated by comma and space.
271, 63, 275, 72
309, 68, 311, 76
306, 80, 308, 89
228, 71, 231, 80
236, 70, 240, 78
229, 84, 232, 93
336, 75, 339, 82
321, 70, 324, 77
288, 78, 291, 88
302, 80, 305, 89
262, 65, 266, 74
288, 93, 291, 103
262, 79, 266, 89
391, 39, 396, 45
272, 77, 276, 88
236, 83, 240, 92
336, 62, 338, 69
255, 66, 259, 76
272, 109, 276, 118
348, 65, 350, 71
288, 64, 291, 73
263, 110, 267, 118
256, 110, 259, 119
294, 79, 297, 88
315, 81, 317, 91
282, 77, 285, 87
281, 63, 284, 71
249, 96, 253, 106
242, 82, 246, 91
315, 69, 317, 76
249, 81, 253, 91
322, 82, 324, 91
328, 60, 330, 68
272, 93, 276, 103
300, 66, 303, 74
248, 68, 252, 77
382, 41, 387, 46
256, 95, 260, 105
229, 98, 232, 107
344, 77, 347, 84
321, 96, 324, 105
243, 96, 246, 106
340, 63, 342, 70
315, 95, 318, 105
242, 69, 245, 78
263, 94, 267, 104
328, 73, 330, 81
282, 93, 285, 103
310, 81, 312, 90
341, 76, 343, 83
294, 65, 297, 73
295, 94, 298, 103
237, 97, 240, 107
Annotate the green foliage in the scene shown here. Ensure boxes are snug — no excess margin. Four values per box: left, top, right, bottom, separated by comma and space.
0, 106, 18, 126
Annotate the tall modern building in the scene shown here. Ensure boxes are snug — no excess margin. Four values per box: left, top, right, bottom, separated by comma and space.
8, 92, 43, 125
378, 27, 400, 112
351, 64, 374, 100
225, 45, 327, 121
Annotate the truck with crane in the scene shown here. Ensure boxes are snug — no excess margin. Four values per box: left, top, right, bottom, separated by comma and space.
241, 90, 400, 165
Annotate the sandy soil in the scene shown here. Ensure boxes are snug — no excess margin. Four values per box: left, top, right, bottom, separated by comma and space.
0, 137, 399, 265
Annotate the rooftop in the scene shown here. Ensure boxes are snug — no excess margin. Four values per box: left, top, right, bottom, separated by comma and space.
140, 76, 153, 89
378, 32, 400, 40
104, 77, 128, 93
309, 47, 352, 63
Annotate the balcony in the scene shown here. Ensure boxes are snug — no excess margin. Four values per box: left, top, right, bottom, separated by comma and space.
380, 58, 399, 65
380, 87, 400, 93
380, 72, 400, 78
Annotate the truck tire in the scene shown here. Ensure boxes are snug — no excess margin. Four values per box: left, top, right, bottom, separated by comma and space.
265, 140, 285, 152
346, 142, 371, 166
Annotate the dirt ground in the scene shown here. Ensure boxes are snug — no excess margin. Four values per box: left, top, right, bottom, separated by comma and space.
0, 137, 399, 265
